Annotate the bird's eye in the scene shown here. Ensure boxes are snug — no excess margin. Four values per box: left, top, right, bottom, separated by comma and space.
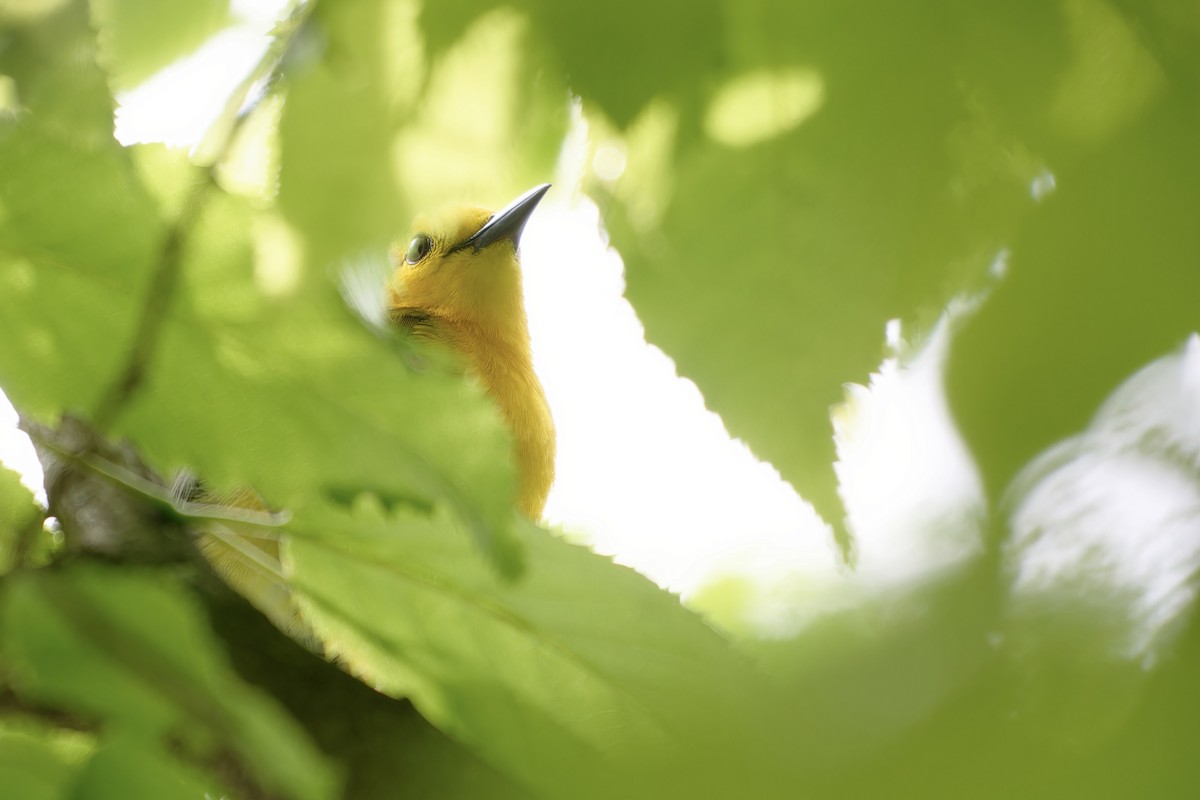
405, 233, 433, 265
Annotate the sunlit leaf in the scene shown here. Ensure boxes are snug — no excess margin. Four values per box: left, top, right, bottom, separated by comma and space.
89, 0, 232, 90
0, 2, 162, 421
280, 0, 566, 272
0, 0, 114, 141
287, 499, 776, 797
69, 735, 217, 800
419, 0, 722, 128
593, 2, 1041, 540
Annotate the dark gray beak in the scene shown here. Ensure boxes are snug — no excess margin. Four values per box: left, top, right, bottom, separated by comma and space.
454, 183, 550, 253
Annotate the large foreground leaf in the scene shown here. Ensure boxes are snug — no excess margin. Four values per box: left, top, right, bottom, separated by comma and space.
287, 499, 778, 798
575, 2, 1059, 540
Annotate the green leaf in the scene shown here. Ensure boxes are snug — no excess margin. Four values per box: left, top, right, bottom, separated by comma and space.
946, 99, 1200, 502
0, 717, 93, 800
419, 0, 723, 128
0, 564, 338, 800
721, 571, 995, 799
592, 2, 1044, 541
0, 2, 164, 421
0, 463, 41, 574
286, 499, 774, 798
275, 0, 409, 271
69, 735, 216, 800
89, 0, 232, 90
0, 125, 162, 419
0, 0, 116, 141
279, 0, 567, 271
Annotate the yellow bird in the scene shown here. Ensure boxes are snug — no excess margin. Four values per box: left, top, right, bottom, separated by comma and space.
388, 184, 556, 520
197, 186, 556, 638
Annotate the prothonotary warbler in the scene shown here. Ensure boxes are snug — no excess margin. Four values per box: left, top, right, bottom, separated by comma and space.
389, 184, 556, 520
196, 185, 556, 639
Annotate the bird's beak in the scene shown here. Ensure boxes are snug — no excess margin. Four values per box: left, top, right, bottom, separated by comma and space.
455, 183, 551, 253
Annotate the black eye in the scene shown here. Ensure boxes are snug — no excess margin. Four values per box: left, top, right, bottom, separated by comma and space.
405, 233, 433, 265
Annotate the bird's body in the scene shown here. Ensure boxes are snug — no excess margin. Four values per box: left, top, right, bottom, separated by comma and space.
389, 185, 555, 519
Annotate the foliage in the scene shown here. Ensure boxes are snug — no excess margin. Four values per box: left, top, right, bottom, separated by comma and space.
1, 0, 1199, 798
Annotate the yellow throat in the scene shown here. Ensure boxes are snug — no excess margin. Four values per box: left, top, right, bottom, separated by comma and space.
388, 185, 556, 520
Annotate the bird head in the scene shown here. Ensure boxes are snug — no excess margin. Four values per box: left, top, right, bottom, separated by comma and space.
389, 184, 550, 330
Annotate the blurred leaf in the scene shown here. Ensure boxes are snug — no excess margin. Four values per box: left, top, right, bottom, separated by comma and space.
0, 0, 115, 140
280, 0, 566, 271
287, 499, 775, 798
749, 563, 1000, 779
0, 1, 163, 420
89, 0, 232, 90
594, 2, 1043, 540
744, 553, 1200, 799
1108, 0, 1200, 87
999, 338, 1200, 746
0, 717, 93, 800
69, 735, 215, 800
0, 464, 40, 574
420, 0, 723, 127
390, 5, 567, 208
0, 564, 337, 800
275, 0, 411, 270
946, 91, 1200, 501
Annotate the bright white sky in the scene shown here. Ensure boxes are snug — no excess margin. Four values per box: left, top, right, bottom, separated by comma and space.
0, 0, 1001, 636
